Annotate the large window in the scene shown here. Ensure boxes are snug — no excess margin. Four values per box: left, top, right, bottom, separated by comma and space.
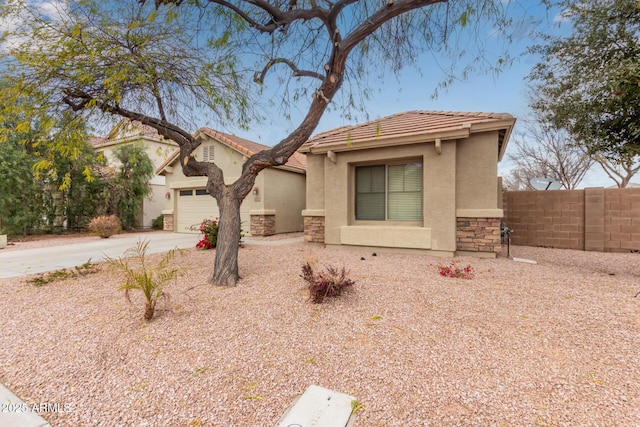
355, 162, 422, 221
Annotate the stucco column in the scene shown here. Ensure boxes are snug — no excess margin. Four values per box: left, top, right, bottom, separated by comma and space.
424, 141, 457, 252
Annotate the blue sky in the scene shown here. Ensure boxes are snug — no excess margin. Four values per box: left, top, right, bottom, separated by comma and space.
218, 1, 626, 188
2, 1, 630, 187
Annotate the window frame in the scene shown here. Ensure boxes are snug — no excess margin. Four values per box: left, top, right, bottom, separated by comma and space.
353, 159, 423, 223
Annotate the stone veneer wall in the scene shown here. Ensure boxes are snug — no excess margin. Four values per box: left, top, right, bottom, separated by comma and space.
304, 216, 325, 243
456, 217, 501, 253
250, 214, 276, 236
163, 214, 174, 231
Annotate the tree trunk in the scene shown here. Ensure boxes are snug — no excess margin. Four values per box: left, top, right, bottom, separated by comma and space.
144, 300, 156, 321
211, 192, 242, 286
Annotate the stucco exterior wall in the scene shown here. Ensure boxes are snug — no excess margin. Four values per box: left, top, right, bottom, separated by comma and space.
303, 132, 505, 257
262, 168, 306, 233
456, 132, 500, 211
163, 135, 255, 191
162, 135, 260, 234
304, 154, 326, 211
309, 142, 462, 255
143, 181, 167, 227
162, 134, 304, 236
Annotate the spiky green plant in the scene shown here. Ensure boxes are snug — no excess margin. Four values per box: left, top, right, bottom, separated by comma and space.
106, 239, 178, 321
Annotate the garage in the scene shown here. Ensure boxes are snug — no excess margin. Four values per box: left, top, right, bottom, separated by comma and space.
158, 128, 306, 237
175, 188, 251, 234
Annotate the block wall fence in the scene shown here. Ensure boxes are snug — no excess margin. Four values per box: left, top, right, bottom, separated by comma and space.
503, 188, 640, 252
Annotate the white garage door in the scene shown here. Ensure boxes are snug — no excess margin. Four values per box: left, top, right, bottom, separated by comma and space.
176, 189, 251, 234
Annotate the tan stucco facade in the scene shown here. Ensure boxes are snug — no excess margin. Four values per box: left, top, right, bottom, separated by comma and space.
301, 130, 507, 257
93, 121, 177, 228
160, 132, 305, 235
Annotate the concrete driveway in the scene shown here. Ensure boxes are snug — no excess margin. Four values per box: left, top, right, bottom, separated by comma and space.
0, 232, 199, 279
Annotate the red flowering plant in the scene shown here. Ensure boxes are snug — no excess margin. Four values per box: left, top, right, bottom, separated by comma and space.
433, 260, 474, 280
192, 218, 218, 250
191, 218, 244, 250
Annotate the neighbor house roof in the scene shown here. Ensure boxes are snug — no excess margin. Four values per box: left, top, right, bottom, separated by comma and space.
89, 119, 176, 149
300, 110, 516, 160
156, 127, 307, 174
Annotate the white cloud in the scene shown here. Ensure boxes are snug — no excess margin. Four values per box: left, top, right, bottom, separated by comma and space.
0, 1, 69, 53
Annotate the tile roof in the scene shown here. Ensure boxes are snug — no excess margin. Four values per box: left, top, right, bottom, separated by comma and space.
88, 136, 108, 148
196, 128, 307, 172
89, 119, 172, 148
156, 128, 307, 174
302, 110, 515, 152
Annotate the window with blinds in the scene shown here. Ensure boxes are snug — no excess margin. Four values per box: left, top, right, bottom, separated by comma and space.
355, 162, 422, 221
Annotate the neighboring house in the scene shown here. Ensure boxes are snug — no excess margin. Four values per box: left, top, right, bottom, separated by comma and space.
90, 119, 178, 228
156, 128, 306, 236
298, 110, 516, 258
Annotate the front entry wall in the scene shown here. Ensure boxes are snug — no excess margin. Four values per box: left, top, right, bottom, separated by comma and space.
340, 225, 431, 249
314, 142, 458, 253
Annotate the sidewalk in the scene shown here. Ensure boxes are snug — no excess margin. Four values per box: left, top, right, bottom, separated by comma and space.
0, 383, 51, 427
0, 232, 306, 279
0, 232, 199, 279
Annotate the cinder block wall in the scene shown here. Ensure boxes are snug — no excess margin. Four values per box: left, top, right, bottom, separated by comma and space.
604, 188, 640, 252
503, 188, 640, 252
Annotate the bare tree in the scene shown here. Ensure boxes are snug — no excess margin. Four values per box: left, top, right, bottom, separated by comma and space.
591, 155, 640, 188
504, 119, 594, 190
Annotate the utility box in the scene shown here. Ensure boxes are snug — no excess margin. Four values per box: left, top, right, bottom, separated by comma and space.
275, 385, 357, 427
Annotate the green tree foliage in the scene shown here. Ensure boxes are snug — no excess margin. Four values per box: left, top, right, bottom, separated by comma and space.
106, 143, 155, 230
0, 81, 105, 234
1, 0, 518, 285
529, 0, 640, 162
46, 139, 108, 231
0, 139, 41, 234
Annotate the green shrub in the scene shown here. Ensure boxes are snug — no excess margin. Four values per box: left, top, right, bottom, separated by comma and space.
151, 214, 164, 230
105, 239, 178, 321
301, 262, 355, 304
87, 215, 121, 238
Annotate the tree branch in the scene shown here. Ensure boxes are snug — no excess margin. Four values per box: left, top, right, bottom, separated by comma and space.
339, 0, 446, 55
61, 88, 218, 180
254, 58, 324, 83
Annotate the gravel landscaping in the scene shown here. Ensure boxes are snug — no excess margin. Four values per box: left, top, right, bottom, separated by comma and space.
1, 239, 639, 426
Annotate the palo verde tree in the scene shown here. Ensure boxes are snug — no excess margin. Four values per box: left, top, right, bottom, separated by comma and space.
1, 0, 518, 285
529, 0, 640, 184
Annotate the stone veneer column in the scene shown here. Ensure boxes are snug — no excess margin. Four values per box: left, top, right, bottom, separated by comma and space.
302, 210, 325, 243
250, 214, 276, 236
163, 213, 174, 231
456, 217, 501, 254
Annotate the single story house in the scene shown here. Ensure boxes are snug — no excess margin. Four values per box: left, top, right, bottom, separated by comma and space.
298, 110, 516, 258
157, 128, 307, 236
90, 119, 178, 228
